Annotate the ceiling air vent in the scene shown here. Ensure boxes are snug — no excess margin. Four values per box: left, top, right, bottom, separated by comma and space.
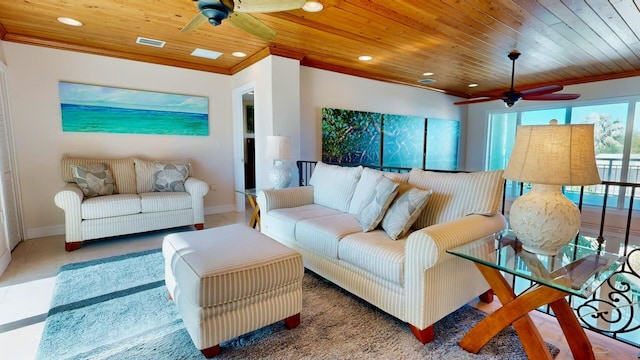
418, 78, 436, 84
136, 37, 166, 48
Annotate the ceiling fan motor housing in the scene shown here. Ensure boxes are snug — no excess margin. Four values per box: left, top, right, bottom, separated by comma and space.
197, 1, 231, 26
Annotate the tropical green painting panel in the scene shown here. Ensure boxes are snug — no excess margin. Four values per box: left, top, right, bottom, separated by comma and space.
322, 107, 459, 170
425, 118, 459, 170
382, 114, 426, 169
321, 108, 381, 166
59, 82, 209, 136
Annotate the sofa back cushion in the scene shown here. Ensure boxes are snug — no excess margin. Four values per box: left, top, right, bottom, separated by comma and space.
408, 169, 504, 228
61, 156, 136, 194
308, 162, 362, 212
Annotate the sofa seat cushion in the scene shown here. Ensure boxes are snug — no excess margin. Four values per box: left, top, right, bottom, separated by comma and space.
338, 230, 407, 286
295, 214, 361, 259
81, 194, 141, 220
264, 204, 343, 243
139, 192, 192, 213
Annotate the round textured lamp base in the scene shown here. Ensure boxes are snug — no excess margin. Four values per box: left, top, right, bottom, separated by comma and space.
269, 163, 291, 189
509, 184, 580, 255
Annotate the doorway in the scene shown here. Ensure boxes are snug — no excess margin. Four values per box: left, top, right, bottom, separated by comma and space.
243, 92, 256, 189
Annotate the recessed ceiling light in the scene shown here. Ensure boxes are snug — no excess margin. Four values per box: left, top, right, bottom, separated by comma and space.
57, 17, 83, 26
358, 55, 373, 61
191, 48, 222, 60
232, 52, 247, 57
468, 83, 479, 87
303, 1, 324, 12
422, 72, 434, 76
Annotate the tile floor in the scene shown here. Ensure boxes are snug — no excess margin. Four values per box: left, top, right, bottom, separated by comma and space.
0, 211, 248, 360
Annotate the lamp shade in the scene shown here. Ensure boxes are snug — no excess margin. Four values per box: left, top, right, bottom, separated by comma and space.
266, 135, 292, 160
503, 123, 601, 186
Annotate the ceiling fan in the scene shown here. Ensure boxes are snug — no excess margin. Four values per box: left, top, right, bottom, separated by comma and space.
181, 0, 306, 41
454, 51, 581, 107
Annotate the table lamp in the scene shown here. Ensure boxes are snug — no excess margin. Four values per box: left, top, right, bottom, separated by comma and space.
503, 120, 601, 255
266, 135, 292, 189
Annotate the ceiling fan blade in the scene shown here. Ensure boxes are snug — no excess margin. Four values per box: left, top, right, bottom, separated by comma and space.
454, 97, 500, 105
181, 11, 208, 32
233, 0, 305, 13
519, 85, 563, 97
228, 12, 276, 40
522, 93, 581, 101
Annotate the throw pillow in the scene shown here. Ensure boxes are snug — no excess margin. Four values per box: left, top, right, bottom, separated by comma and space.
382, 185, 432, 240
70, 163, 115, 198
357, 176, 399, 232
153, 162, 190, 192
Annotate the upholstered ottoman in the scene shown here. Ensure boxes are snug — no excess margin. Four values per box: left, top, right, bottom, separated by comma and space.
162, 224, 303, 358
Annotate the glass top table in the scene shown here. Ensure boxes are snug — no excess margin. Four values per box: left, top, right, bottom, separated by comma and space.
448, 230, 625, 298
447, 230, 626, 360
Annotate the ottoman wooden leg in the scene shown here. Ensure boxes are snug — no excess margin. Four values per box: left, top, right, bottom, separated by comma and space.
284, 313, 301, 329
200, 344, 221, 358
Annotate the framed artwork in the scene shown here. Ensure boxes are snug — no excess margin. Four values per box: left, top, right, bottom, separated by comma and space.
59, 82, 209, 136
322, 107, 459, 170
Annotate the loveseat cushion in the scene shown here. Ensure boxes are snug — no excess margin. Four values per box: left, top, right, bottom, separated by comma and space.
408, 169, 504, 229
338, 230, 407, 286
61, 156, 136, 194
308, 162, 362, 212
139, 192, 192, 213
265, 204, 344, 243
295, 214, 361, 259
81, 194, 141, 220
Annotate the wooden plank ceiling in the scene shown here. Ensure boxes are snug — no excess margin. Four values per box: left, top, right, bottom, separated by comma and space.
1, 0, 640, 99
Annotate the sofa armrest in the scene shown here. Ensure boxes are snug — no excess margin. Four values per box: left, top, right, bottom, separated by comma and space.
257, 186, 314, 213
184, 177, 209, 224
406, 213, 507, 271
54, 183, 85, 243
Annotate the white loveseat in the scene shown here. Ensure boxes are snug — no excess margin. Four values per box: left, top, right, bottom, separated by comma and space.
54, 156, 209, 251
257, 162, 507, 343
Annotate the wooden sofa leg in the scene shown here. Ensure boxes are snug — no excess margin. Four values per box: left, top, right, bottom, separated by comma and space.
284, 313, 301, 329
65, 241, 82, 252
479, 289, 494, 303
200, 345, 221, 358
194, 223, 204, 230
409, 324, 434, 344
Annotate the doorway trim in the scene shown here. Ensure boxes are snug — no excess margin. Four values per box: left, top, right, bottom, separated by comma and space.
232, 82, 256, 212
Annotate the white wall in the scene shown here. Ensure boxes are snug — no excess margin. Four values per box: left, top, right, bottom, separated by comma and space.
465, 76, 640, 171
299, 67, 467, 167
0, 41, 6, 64
3, 42, 236, 239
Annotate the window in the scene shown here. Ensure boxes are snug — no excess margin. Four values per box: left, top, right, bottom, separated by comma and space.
487, 99, 639, 209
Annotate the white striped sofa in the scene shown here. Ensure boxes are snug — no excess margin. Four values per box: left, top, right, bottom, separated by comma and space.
54, 156, 209, 251
257, 162, 507, 344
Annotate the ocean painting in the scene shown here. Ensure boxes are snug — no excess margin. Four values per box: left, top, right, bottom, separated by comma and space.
59, 82, 209, 136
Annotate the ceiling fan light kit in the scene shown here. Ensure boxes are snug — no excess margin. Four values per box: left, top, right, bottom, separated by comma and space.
182, 0, 306, 40
454, 50, 581, 107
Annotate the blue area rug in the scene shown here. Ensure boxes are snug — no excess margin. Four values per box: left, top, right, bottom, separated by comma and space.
36, 249, 559, 359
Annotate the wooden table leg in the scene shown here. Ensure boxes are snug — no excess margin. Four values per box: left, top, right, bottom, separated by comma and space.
247, 195, 260, 230
459, 263, 593, 359
549, 298, 595, 360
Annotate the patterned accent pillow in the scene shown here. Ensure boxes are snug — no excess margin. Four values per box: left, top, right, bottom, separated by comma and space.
382, 185, 432, 240
153, 162, 190, 192
70, 163, 115, 198
357, 176, 399, 232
